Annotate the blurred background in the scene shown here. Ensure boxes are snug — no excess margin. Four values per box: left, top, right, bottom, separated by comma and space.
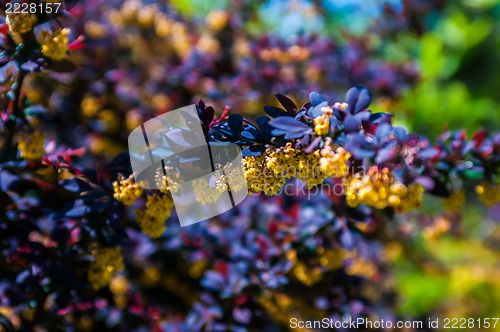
1, 0, 500, 330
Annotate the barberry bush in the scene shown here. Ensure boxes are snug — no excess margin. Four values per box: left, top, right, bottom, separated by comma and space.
0, 0, 499, 331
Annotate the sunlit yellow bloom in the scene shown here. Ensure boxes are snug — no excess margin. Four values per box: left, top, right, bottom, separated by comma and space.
134, 194, 173, 238
345, 167, 424, 212
6, 12, 37, 34
192, 178, 223, 204
113, 174, 144, 205
243, 147, 287, 195
296, 150, 328, 189
38, 28, 70, 61
313, 106, 333, 136
215, 162, 246, 193
319, 144, 351, 178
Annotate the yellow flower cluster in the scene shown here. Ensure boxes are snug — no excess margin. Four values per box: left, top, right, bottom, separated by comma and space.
313, 106, 333, 136
215, 162, 246, 193
18, 132, 45, 160
192, 178, 223, 205
38, 28, 70, 61
134, 194, 173, 238
110, 275, 129, 308
113, 174, 144, 205
243, 147, 287, 195
88, 246, 125, 290
443, 189, 465, 212
475, 182, 500, 207
296, 150, 328, 189
264, 143, 299, 179
6, 12, 38, 34
155, 166, 182, 194
243, 142, 353, 194
345, 166, 424, 212
319, 144, 351, 178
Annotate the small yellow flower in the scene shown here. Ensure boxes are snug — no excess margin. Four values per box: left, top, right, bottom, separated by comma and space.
296, 150, 328, 189
134, 194, 173, 238
38, 28, 70, 61
345, 167, 424, 212
113, 174, 144, 205
319, 144, 351, 178
313, 106, 333, 136
243, 147, 288, 195
6, 12, 38, 34
215, 162, 246, 193
192, 178, 223, 204
18, 132, 45, 160
88, 246, 125, 290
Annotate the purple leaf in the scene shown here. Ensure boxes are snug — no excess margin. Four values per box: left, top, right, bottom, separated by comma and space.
344, 115, 361, 132
375, 144, 397, 163
346, 86, 372, 114
269, 116, 311, 132
309, 91, 325, 106
228, 114, 243, 136
419, 147, 440, 159
345, 133, 376, 159
275, 93, 297, 115
264, 106, 288, 118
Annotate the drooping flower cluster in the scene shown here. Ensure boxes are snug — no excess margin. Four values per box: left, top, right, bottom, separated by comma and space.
243, 151, 287, 195
215, 162, 246, 193
319, 143, 351, 178
242, 142, 351, 194
134, 194, 174, 238
113, 174, 144, 205
38, 28, 70, 61
190, 178, 223, 205
88, 246, 125, 290
345, 166, 424, 212
5, 12, 38, 34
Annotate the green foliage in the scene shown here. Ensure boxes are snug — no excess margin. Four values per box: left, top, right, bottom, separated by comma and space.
395, 1, 500, 137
